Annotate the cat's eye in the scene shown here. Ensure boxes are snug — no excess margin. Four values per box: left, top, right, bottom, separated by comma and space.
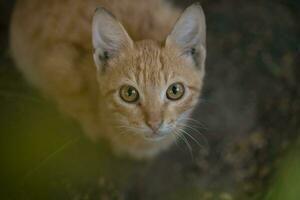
119, 85, 139, 103
166, 83, 185, 100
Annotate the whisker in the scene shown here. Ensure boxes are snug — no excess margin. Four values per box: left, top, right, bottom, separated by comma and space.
115, 125, 135, 135
178, 123, 209, 150
178, 127, 204, 148
114, 122, 144, 137
175, 130, 194, 160
111, 119, 138, 135
171, 132, 181, 149
181, 117, 208, 130
173, 131, 188, 153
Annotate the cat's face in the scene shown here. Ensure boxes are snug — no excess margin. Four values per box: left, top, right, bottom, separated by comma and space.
92, 4, 206, 140
97, 41, 204, 140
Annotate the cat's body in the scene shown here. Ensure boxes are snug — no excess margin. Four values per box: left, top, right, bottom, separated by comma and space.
10, 0, 206, 159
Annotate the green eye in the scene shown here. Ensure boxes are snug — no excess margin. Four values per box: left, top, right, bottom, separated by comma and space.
120, 85, 139, 103
166, 82, 185, 100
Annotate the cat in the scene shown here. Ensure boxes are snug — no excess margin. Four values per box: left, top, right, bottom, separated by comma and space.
10, 0, 206, 159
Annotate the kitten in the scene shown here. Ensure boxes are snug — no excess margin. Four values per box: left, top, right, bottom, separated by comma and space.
10, 0, 206, 159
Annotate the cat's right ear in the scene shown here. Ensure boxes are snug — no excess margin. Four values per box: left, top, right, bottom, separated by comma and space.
92, 7, 133, 71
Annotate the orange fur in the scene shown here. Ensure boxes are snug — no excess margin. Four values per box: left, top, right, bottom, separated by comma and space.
10, 0, 206, 159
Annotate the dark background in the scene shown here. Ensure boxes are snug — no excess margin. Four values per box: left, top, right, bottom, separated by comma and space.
0, 0, 300, 199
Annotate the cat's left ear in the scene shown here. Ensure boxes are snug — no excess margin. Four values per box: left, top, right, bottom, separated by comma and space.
166, 3, 206, 70
92, 7, 133, 71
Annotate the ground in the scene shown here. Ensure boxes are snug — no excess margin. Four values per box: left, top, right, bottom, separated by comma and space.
0, 0, 299, 199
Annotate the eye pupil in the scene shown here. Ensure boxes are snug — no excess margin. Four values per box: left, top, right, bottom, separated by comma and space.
172, 86, 178, 94
128, 88, 133, 96
127, 87, 137, 97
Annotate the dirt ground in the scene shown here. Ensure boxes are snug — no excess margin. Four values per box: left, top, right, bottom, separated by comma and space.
0, 0, 299, 199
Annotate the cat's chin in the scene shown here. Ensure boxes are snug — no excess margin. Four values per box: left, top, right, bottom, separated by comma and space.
143, 134, 169, 142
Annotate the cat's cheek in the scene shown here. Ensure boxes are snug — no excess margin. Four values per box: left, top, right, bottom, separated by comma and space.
172, 109, 194, 131
177, 94, 199, 113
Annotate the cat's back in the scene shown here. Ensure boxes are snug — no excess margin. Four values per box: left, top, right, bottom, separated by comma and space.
10, 0, 181, 91
11, 0, 180, 50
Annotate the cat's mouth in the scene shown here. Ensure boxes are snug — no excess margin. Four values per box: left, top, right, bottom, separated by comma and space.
142, 128, 175, 141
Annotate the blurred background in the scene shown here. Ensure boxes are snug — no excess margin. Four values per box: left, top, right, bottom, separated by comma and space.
0, 0, 299, 199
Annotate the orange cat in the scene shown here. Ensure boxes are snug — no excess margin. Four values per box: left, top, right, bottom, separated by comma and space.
10, 0, 206, 159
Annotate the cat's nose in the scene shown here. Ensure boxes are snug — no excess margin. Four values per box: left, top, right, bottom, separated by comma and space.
146, 120, 163, 133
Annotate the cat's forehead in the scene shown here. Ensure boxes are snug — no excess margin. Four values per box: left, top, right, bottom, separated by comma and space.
107, 40, 200, 90
133, 40, 163, 67
127, 40, 194, 83
128, 40, 177, 87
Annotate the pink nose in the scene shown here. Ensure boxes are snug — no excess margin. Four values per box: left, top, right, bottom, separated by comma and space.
146, 121, 162, 132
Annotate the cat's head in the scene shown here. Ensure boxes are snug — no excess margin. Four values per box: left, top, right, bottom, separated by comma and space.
92, 4, 206, 140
